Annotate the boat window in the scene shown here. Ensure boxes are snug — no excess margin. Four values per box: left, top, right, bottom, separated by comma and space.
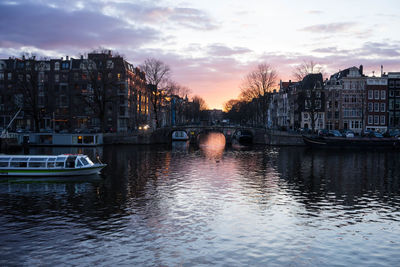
29, 162, 46, 168
11, 158, 28, 162
56, 157, 66, 162
11, 162, 27, 167
76, 160, 83, 167
66, 156, 77, 168
80, 157, 89, 166
0, 162, 9, 167
0, 157, 10, 161
56, 162, 64, 168
47, 157, 57, 162
47, 162, 55, 168
29, 157, 47, 162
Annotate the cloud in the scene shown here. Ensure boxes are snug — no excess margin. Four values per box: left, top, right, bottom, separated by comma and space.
300, 22, 357, 33
307, 10, 323, 15
0, 2, 160, 51
207, 44, 252, 57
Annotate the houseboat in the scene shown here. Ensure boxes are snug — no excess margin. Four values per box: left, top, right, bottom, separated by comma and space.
302, 135, 400, 149
232, 129, 253, 145
0, 154, 106, 176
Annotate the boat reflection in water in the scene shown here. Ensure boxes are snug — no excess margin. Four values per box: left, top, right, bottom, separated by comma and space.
198, 132, 226, 160
171, 141, 190, 153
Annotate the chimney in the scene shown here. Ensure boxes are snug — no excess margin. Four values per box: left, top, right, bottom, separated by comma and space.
108, 50, 112, 56
22, 55, 25, 60
61, 57, 63, 60
359, 65, 363, 75
80, 55, 83, 60
66, 56, 69, 61
381, 65, 383, 77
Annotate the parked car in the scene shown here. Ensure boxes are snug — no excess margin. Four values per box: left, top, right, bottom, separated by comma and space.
329, 130, 342, 137
367, 131, 383, 138
341, 130, 355, 138
318, 129, 329, 136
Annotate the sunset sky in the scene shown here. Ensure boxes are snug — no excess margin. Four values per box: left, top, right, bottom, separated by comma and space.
1, 0, 400, 109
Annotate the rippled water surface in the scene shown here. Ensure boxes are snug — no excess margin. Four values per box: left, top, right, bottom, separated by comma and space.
1, 136, 400, 266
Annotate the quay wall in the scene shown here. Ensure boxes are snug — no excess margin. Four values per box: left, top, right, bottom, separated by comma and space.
103, 129, 305, 146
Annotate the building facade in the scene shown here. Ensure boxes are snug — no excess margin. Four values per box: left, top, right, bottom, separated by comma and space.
365, 77, 388, 132
0, 52, 151, 133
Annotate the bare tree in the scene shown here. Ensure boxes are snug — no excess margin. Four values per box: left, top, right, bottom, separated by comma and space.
223, 99, 239, 113
165, 80, 191, 98
239, 63, 277, 126
192, 95, 208, 111
76, 51, 121, 132
140, 58, 171, 128
15, 57, 45, 131
292, 60, 324, 82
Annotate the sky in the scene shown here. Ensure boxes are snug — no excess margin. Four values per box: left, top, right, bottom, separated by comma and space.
1, 0, 400, 109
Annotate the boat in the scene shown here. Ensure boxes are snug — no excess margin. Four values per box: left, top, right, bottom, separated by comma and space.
0, 154, 106, 176
302, 135, 400, 149
232, 129, 253, 145
172, 130, 189, 141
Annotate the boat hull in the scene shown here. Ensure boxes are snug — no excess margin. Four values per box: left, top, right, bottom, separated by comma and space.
0, 164, 106, 177
303, 135, 400, 149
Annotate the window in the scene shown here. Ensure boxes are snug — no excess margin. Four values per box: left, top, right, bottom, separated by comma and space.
368, 90, 373, 99
304, 113, 308, 119
374, 115, 379, 125
380, 115, 386, 125
335, 111, 339, 119
8, 73, 12, 80
374, 103, 379, 112
316, 100, 321, 109
368, 102, 373, 112
316, 91, 321, 98
374, 90, 380, 99
380, 103, 386, 112
381, 90, 386, 100
0, 72, 4, 80
55, 74, 59, 83
55, 62, 60, 71
390, 90, 394, 97
61, 62, 69, 69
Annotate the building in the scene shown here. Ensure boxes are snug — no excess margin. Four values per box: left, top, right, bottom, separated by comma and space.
0, 51, 151, 133
386, 72, 400, 129
299, 73, 325, 131
365, 77, 388, 132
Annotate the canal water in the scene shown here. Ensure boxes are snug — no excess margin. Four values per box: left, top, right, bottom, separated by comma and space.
1, 133, 400, 266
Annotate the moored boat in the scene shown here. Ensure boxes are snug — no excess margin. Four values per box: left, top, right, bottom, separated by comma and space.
232, 129, 253, 145
303, 135, 400, 149
0, 154, 106, 176
172, 130, 189, 141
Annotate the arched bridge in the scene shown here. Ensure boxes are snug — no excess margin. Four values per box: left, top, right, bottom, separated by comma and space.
154, 125, 268, 144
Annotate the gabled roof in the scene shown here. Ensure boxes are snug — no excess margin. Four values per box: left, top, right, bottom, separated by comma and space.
301, 73, 323, 90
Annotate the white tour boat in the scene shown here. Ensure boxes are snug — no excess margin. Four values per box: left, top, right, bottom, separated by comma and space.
0, 154, 106, 177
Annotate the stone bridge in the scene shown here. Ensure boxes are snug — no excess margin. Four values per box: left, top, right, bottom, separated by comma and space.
153, 125, 268, 144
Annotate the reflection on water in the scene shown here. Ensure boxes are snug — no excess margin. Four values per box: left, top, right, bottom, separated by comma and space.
1, 142, 400, 266
198, 132, 226, 160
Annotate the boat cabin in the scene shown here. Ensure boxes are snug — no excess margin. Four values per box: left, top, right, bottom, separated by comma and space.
0, 154, 94, 169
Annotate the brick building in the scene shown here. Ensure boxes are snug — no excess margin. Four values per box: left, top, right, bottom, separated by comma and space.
0, 51, 150, 133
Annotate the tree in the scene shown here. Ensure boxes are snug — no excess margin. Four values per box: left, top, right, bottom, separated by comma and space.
77, 51, 121, 132
15, 56, 46, 132
292, 60, 324, 82
165, 80, 191, 98
192, 95, 208, 111
239, 63, 277, 126
223, 99, 239, 113
140, 58, 171, 128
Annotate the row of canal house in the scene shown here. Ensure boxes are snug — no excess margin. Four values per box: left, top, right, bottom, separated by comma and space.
0, 51, 199, 133
269, 65, 400, 134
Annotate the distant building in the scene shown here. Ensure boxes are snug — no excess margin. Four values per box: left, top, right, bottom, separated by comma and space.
365, 77, 388, 132
386, 72, 400, 129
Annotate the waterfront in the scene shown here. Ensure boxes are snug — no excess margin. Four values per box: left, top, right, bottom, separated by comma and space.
1, 136, 400, 266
